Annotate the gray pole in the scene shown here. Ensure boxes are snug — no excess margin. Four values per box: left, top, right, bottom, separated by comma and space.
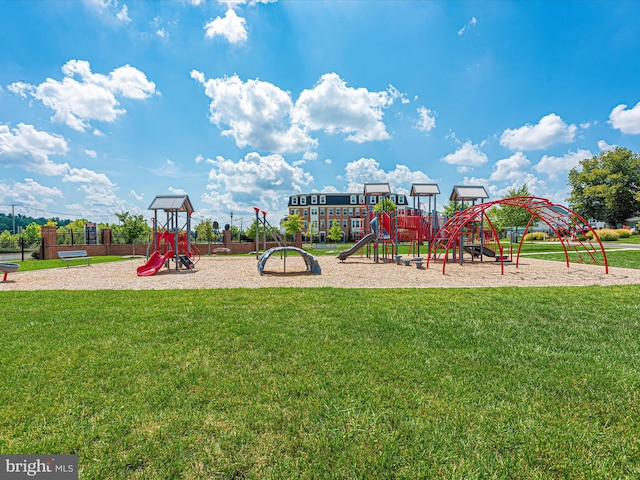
254, 207, 259, 259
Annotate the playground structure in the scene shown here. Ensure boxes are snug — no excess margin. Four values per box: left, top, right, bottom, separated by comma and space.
337, 183, 608, 276
0, 262, 19, 282
339, 183, 442, 263
137, 195, 200, 276
427, 195, 609, 275
254, 207, 321, 275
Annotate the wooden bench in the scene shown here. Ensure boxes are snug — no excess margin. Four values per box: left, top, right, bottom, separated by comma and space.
58, 250, 92, 267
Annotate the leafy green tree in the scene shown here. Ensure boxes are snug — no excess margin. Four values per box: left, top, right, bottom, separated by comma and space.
244, 219, 269, 241
493, 184, 534, 233
374, 197, 397, 213
195, 219, 215, 243
22, 222, 41, 244
195, 219, 216, 254
328, 220, 343, 244
305, 221, 317, 245
0, 230, 17, 251
441, 200, 472, 217
568, 147, 640, 226
115, 211, 150, 255
282, 213, 303, 242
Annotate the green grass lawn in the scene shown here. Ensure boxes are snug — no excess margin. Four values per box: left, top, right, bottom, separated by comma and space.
8, 255, 135, 272
2, 287, 640, 479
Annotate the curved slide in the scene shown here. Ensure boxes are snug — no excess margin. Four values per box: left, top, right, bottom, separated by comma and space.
258, 246, 321, 275
137, 250, 175, 276
337, 232, 376, 261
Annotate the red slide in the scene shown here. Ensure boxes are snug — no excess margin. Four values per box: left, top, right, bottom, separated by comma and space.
137, 250, 174, 276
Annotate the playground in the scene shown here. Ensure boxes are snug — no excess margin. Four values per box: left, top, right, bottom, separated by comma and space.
2, 254, 640, 291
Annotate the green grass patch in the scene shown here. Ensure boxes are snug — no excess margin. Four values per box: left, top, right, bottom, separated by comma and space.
514, 244, 640, 268
2, 288, 640, 479
9, 255, 135, 272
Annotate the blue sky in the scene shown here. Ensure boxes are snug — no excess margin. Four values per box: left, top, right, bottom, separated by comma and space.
2, 0, 640, 227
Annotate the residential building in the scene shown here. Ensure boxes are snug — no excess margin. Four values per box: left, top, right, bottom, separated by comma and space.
287, 191, 409, 242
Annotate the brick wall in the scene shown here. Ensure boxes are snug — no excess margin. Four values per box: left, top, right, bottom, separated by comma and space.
40, 226, 301, 260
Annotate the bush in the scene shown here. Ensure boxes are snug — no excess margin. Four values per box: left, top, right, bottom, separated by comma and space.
523, 232, 546, 241
616, 229, 632, 238
585, 231, 594, 239
595, 229, 620, 241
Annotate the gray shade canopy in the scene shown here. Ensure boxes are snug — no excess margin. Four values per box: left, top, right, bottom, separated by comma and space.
449, 185, 489, 202
148, 195, 194, 213
410, 183, 440, 197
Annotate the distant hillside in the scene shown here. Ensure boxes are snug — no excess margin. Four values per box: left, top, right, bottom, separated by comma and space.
0, 213, 71, 234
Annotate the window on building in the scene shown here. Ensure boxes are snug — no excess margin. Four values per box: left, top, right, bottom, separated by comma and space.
328, 208, 333, 215
300, 196, 307, 205
398, 194, 405, 204
320, 195, 326, 204
320, 220, 325, 228
290, 209, 296, 216
355, 208, 360, 217
359, 195, 365, 204
342, 219, 347, 228
342, 208, 347, 215
311, 208, 318, 215
320, 208, 325, 215
311, 195, 317, 204
291, 196, 298, 205
390, 194, 396, 203
350, 195, 357, 204
348, 208, 353, 216
303, 209, 308, 216
370, 196, 377, 204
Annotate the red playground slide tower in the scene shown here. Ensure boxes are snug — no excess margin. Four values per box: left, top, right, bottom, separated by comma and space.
137, 195, 200, 276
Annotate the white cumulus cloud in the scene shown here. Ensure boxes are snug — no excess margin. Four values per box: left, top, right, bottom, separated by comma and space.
192, 71, 400, 152
608, 101, 640, 134
292, 73, 396, 143
415, 106, 436, 133
343, 157, 433, 194
0, 178, 63, 209
534, 148, 592, 180
9, 59, 157, 132
441, 141, 488, 170
500, 113, 577, 151
191, 71, 316, 153
0, 123, 70, 175
490, 152, 531, 181
204, 8, 248, 44
202, 152, 313, 217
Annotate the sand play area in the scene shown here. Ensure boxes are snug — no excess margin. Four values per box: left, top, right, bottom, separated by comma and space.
2, 254, 640, 290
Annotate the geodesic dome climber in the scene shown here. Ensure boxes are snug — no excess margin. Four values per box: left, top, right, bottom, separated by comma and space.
427, 194, 609, 275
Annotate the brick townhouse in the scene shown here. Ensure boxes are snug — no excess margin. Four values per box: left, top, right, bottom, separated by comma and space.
287, 191, 409, 242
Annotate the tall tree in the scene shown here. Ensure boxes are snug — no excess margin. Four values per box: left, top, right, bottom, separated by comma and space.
327, 219, 343, 244
568, 147, 640, 226
373, 197, 397, 213
195, 219, 215, 254
493, 184, 534, 232
115, 211, 150, 255
282, 213, 303, 242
